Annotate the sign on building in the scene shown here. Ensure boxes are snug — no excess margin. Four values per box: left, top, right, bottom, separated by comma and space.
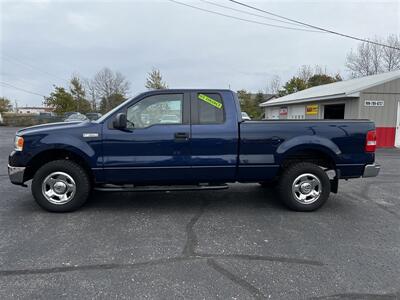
306, 104, 318, 115
364, 100, 384, 107
279, 107, 288, 116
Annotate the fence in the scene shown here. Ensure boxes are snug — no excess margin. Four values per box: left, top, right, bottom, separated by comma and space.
0, 113, 62, 127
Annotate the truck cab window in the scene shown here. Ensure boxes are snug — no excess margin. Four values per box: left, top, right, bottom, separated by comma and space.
196, 93, 225, 124
126, 94, 183, 128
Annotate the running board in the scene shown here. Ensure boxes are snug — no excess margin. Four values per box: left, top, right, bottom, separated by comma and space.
94, 184, 229, 192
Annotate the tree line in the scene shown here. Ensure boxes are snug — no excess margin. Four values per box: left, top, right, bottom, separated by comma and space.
244, 34, 400, 119
1, 34, 398, 117
44, 67, 168, 115
1, 67, 168, 115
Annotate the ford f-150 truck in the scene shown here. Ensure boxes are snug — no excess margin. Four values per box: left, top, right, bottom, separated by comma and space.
8, 89, 380, 212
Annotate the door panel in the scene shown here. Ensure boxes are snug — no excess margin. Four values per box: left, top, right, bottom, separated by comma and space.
189, 91, 239, 182
102, 93, 191, 184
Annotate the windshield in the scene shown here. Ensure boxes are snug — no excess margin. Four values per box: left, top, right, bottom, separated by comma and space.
95, 93, 141, 123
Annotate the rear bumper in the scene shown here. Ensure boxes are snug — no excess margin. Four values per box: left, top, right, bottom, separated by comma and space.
8, 164, 26, 185
363, 163, 380, 178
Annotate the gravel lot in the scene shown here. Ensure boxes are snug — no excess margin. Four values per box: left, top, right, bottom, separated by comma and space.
0, 126, 399, 299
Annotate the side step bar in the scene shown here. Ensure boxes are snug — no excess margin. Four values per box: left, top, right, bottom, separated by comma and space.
94, 184, 229, 192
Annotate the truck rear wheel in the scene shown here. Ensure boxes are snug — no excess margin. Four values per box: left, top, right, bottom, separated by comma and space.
278, 162, 330, 211
32, 160, 91, 212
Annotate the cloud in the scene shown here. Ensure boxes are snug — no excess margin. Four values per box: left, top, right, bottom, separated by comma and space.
66, 12, 100, 32
1, 0, 399, 106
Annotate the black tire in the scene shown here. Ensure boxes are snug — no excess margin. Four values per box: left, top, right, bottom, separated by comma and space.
32, 160, 91, 212
278, 162, 330, 211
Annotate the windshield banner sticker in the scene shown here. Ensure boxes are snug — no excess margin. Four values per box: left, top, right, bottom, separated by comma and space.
198, 94, 223, 109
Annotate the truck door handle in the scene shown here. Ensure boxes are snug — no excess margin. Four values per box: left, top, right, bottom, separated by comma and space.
174, 132, 189, 141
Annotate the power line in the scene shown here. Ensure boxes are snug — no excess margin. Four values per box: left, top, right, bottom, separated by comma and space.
167, 0, 324, 33
0, 52, 67, 82
228, 0, 400, 51
199, 0, 308, 29
0, 81, 46, 97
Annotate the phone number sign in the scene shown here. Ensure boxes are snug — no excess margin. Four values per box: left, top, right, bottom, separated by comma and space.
365, 100, 384, 107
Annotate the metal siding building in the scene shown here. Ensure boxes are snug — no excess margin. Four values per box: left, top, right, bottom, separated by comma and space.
260, 71, 400, 148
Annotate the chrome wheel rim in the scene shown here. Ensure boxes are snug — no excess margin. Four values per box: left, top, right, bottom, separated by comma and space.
292, 173, 321, 204
41, 172, 76, 205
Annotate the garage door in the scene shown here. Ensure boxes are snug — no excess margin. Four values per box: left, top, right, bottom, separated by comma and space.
289, 105, 305, 119
266, 107, 279, 119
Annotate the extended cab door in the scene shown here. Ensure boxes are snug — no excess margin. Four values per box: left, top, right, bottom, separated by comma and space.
189, 91, 239, 182
102, 92, 191, 184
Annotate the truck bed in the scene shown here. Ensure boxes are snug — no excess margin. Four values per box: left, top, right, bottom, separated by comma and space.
237, 119, 375, 181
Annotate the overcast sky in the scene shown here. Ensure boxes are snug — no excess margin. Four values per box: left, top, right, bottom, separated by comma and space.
1, 0, 399, 106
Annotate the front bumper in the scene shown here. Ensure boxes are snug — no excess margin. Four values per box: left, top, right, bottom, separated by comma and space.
8, 164, 26, 185
363, 163, 380, 178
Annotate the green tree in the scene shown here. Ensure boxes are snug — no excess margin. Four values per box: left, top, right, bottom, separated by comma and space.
44, 86, 76, 115
99, 93, 126, 113
237, 90, 264, 119
237, 89, 252, 109
0, 97, 12, 113
278, 71, 341, 96
279, 77, 308, 96
251, 91, 265, 119
276, 65, 342, 96
254, 92, 265, 106
70, 76, 91, 113
145, 68, 168, 90
307, 73, 342, 87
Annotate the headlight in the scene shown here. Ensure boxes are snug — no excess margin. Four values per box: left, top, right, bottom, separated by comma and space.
15, 136, 24, 151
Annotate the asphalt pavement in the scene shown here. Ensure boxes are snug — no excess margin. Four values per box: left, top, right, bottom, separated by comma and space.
0, 126, 399, 299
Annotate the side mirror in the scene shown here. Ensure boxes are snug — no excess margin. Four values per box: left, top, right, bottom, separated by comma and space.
113, 113, 127, 129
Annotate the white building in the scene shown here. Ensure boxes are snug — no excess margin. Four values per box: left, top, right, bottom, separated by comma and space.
17, 106, 54, 115
260, 71, 400, 148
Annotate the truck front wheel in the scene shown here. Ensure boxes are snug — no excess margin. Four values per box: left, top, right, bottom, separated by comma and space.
32, 160, 91, 212
278, 162, 331, 211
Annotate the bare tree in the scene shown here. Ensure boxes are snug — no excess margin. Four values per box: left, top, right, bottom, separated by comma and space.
382, 34, 400, 71
84, 78, 97, 111
346, 35, 400, 77
297, 65, 313, 82
86, 68, 130, 112
265, 75, 281, 95
313, 65, 330, 76
347, 42, 374, 77
370, 37, 384, 74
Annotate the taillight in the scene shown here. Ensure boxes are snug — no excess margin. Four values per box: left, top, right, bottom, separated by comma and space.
365, 130, 376, 152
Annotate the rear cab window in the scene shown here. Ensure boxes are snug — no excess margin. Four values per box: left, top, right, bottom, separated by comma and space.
192, 92, 225, 124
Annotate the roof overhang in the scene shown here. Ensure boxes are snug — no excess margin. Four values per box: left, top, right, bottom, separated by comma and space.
260, 92, 360, 107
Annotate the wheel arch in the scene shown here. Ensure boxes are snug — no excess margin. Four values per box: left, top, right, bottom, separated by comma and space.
276, 142, 339, 194
279, 146, 337, 169
24, 148, 94, 183
276, 136, 340, 169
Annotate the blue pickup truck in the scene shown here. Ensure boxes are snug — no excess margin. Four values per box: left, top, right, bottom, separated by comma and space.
8, 89, 380, 212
